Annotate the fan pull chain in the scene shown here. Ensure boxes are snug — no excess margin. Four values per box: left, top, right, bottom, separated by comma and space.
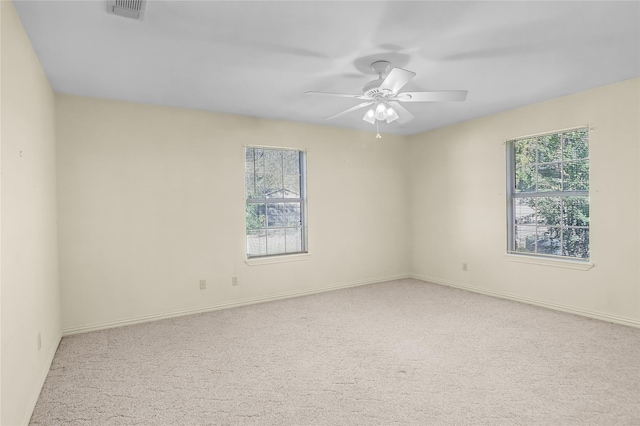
376, 121, 381, 139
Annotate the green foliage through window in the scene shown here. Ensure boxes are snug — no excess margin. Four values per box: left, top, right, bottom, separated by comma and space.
508, 128, 589, 260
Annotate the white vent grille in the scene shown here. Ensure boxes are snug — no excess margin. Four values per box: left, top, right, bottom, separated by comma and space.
107, 0, 145, 20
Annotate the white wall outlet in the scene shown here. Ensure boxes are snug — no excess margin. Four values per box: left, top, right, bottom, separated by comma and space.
37, 332, 42, 351
232, 276, 238, 286
199, 279, 206, 290
462, 263, 468, 271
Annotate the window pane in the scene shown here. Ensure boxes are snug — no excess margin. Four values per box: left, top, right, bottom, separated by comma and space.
535, 226, 561, 256
267, 203, 286, 227
285, 203, 301, 226
263, 174, 283, 198
514, 225, 536, 253
562, 160, 589, 191
536, 197, 562, 226
245, 173, 255, 199
246, 203, 265, 230
245, 147, 255, 173
515, 198, 536, 225
267, 228, 286, 254
563, 129, 589, 160
283, 150, 300, 174
247, 229, 266, 257
515, 139, 536, 168
254, 175, 265, 198
537, 134, 561, 163
537, 163, 561, 192
254, 148, 265, 173
563, 197, 589, 227
515, 166, 536, 193
562, 228, 589, 259
284, 175, 300, 198
285, 227, 302, 253
264, 150, 283, 174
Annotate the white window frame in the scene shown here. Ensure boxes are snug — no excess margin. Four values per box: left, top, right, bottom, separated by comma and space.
506, 126, 590, 262
245, 146, 308, 259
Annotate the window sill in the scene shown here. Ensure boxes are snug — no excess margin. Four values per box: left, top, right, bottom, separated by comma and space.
245, 253, 310, 266
505, 253, 593, 271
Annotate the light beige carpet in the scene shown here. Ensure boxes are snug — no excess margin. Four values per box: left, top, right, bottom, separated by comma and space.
30, 279, 640, 425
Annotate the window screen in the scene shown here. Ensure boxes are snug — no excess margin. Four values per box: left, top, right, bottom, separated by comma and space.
507, 128, 589, 259
245, 147, 307, 258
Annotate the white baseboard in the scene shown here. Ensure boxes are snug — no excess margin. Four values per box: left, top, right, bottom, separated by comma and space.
411, 273, 640, 329
62, 273, 411, 336
61, 272, 640, 335
21, 331, 62, 426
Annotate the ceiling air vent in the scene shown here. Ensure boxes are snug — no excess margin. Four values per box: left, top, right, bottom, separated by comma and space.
107, 0, 146, 20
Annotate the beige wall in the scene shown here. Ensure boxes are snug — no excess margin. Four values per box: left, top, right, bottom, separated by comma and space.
409, 78, 640, 325
55, 95, 410, 333
1, 1, 61, 425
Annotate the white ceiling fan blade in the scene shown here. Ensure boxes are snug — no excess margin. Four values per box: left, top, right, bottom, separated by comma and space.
393, 90, 468, 102
387, 101, 415, 124
305, 91, 370, 100
378, 68, 416, 95
325, 102, 374, 120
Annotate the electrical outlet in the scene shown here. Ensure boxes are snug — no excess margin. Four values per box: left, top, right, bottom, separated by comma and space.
462, 263, 468, 271
37, 332, 42, 351
199, 280, 206, 290
232, 276, 238, 286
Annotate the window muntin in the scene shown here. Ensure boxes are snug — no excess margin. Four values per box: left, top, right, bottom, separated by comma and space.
507, 128, 589, 260
245, 147, 307, 258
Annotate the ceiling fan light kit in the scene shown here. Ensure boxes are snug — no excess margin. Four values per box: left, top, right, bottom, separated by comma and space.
305, 60, 468, 137
386, 107, 399, 123
364, 102, 399, 125
363, 108, 375, 124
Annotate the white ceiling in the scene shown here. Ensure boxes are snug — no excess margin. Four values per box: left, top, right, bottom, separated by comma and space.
13, 1, 640, 136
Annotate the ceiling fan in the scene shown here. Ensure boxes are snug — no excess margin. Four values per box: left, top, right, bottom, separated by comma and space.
305, 60, 467, 132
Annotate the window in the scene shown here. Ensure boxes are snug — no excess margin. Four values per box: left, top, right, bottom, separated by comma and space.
245, 147, 307, 258
506, 127, 589, 260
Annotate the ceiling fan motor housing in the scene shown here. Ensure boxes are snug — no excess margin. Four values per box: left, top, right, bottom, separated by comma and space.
363, 60, 393, 98
362, 79, 386, 98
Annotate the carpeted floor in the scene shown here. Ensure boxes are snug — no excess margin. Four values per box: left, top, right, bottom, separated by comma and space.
30, 279, 640, 425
